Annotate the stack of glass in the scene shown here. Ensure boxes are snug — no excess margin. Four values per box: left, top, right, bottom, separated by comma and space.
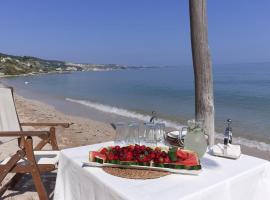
114, 122, 166, 147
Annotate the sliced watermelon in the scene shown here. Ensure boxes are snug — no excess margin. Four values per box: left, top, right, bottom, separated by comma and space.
89, 151, 107, 163
176, 149, 189, 160
180, 153, 199, 166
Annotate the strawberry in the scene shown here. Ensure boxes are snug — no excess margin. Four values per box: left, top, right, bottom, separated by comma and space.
164, 156, 170, 163
140, 145, 146, 151
107, 152, 114, 161
134, 144, 140, 151
143, 155, 150, 162
115, 145, 121, 152
150, 152, 156, 159
161, 151, 167, 158
146, 147, 151, 152
128, 145, 135, 151
126, 152, 133, 161
155, 152, 161, 159
113, 154, 119, 160
123, 148, 128, 154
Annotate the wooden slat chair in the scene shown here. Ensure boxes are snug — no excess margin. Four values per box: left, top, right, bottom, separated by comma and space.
0, 86, 69, 200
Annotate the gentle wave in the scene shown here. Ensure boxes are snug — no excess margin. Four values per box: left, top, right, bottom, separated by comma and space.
66, 97, 270, 152
65, 98, 183, 129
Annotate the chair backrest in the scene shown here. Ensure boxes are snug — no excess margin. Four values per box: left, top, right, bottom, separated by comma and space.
0, 87, 20, 132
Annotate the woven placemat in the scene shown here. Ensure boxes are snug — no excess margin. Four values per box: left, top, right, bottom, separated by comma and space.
102, 167, 171, 179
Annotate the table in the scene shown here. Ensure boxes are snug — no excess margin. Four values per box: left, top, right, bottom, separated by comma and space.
54, 142, 270, 200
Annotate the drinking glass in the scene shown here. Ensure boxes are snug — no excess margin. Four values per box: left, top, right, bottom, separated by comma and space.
127, 122, 139, 145
155, 123, 165, 146
114, 122, 127, 146
143, 123, 156, 146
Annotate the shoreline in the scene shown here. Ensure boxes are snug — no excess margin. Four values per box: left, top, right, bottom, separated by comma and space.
13, 93, 270, 161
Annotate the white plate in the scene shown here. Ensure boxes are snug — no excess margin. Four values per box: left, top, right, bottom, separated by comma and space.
168, 131, 180, 138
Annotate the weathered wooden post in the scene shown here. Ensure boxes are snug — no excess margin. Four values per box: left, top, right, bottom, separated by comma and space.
189, 0, 215, 146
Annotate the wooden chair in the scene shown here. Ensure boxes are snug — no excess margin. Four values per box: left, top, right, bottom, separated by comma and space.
0, 86, 69, 200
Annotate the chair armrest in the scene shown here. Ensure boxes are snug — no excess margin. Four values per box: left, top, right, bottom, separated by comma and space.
20, 122, 70, 128
0, 131, 50, 137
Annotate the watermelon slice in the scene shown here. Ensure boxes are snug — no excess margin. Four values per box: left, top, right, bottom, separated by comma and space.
178, 153, 199, 166
89, 151, 107, 164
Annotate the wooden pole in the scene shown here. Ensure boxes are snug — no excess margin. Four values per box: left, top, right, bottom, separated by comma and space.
189, 0, 215, 146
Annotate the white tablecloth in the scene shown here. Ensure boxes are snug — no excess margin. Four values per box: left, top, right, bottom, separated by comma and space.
54, 142, 270, 200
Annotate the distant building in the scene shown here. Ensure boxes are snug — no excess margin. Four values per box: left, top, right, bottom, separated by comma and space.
56, 67, 62, 71
66, 66, 77, 71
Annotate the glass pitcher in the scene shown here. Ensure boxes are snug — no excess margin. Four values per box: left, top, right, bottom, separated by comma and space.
182, 119, 208, 158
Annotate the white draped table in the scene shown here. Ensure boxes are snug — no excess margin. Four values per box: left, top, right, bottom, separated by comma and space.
54, 142, 270, 200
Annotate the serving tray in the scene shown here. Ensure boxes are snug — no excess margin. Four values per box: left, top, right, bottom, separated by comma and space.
82, 161, 202, 175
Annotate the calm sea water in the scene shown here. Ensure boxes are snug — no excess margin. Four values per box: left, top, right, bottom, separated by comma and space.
3, 63, 270, 149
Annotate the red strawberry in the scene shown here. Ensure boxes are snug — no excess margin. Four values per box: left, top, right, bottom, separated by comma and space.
115, 145, 121, 152
125, 152, 133, 161
113, 154, 119, 160
128, 145, 135, 151
155, 152, 161, 159
135, 144, 140, 150
140, 145, 146, 151
161, 151, 167, 158
150, 152, 156, 159
107, 152, 114, 161
146, 147, 151, 152
123, 148, 128, 154
164, 156, 170, 163
143, 155, 150, 162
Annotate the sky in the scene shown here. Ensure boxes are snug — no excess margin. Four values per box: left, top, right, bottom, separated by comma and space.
0, 0, 269, 66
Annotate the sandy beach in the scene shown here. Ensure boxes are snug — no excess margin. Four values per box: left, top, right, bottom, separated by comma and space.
1, 93, 270, 199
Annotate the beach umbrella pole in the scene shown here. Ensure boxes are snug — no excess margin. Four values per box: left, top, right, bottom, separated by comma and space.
189, 0, 215, 146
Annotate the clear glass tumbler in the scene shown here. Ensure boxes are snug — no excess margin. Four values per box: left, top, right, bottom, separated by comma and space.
143, 123, 156, 147
127, 122, 139, 145
155, 123, 165, 146
114, 122, 127, 146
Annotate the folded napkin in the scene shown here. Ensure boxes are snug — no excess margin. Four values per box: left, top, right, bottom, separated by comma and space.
211, 143, 241, 159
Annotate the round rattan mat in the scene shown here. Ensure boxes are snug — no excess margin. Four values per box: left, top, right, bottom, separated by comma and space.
102, 167, 171, 179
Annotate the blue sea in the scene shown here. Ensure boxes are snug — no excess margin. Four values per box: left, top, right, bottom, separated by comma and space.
2, 63, 270, 151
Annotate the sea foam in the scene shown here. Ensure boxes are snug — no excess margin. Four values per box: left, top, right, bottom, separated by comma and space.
66, 97, 270, 152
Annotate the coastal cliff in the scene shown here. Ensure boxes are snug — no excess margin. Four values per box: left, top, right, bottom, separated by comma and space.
0, 52, 129, 76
